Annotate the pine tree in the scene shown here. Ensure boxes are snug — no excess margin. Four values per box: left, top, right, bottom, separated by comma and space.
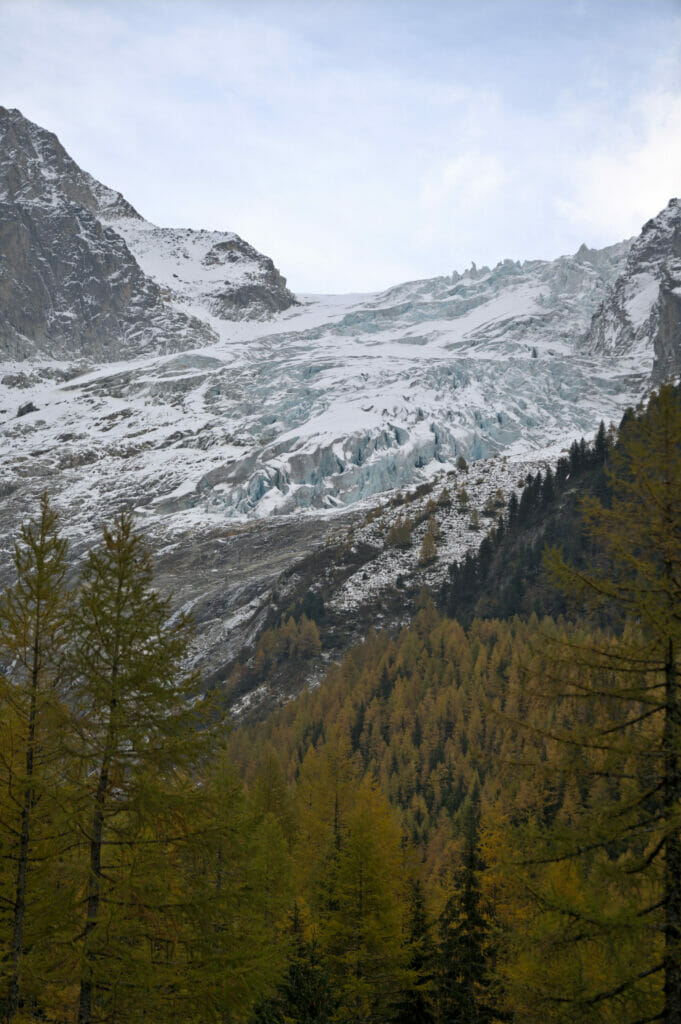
594, 419, 608, 464
252, 904, 336, 1024
0, 494, 72, 1021
67, 512, 211, 1024
507, 491, 519, 530
541, 466, 555, 507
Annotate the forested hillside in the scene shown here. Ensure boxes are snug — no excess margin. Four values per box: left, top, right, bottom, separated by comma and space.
440, 420, 616, 624
0, 384, 679, 1023
230, 383, 681, 1023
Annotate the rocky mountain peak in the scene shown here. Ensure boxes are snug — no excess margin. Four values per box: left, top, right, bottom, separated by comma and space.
0, 108, 297, 362
583, 197, 681, 378
0, 106, 140, 219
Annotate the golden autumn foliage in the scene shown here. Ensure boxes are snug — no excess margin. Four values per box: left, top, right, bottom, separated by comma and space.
2, 385, 679, 1023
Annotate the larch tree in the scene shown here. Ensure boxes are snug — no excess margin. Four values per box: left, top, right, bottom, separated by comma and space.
418, 528, 437, 568
170, 754, 291, 1024
67, 512, 211, 1024
500, 383, 681, 1022
319, 776, 410, 1024
0, 494, 72, 1022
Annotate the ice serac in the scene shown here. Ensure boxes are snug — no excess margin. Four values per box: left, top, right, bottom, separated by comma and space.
0, 225, 648, 533
583, 198, 681, 380
0, 103, 677, 535
0, 107, 296, 361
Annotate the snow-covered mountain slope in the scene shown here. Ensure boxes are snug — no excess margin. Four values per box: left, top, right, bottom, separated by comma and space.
111, 218, 295, 321
3, 108, 678, 540
0, 107, 295, 361
0, 224, 660, 538
1, 107, 679, 709
584, 198, 681, 378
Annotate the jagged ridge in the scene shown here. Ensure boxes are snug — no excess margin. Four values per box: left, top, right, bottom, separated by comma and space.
0, 107, 296, 362
583, 197, 681, 381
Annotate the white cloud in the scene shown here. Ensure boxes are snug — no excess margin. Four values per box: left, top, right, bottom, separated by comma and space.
1, 1, 680, 290
557, 90, 681, 236
418, 150, 506, 246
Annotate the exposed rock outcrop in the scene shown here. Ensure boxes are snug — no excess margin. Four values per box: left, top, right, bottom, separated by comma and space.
583, 198, 681, 379
654, 263, 681, 382
0, 106, 296, 361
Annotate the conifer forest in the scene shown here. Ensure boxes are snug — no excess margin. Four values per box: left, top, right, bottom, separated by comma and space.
1, 383, 680, 1023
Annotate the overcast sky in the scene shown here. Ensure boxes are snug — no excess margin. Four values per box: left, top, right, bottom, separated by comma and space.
1, 0, 680, 292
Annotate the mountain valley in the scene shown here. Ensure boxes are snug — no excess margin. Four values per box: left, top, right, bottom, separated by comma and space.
1, 105, 680, 713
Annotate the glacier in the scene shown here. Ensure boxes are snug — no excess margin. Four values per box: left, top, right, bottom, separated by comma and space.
0, 236, 653, 535
2, 105, 680, 709
3, 106, 678, 543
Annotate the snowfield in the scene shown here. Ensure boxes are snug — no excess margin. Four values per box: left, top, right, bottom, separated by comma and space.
0, 239, 651, 545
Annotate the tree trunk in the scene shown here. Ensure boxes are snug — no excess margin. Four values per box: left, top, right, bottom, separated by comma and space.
664, 640, 681, 1024
77, 758, 110, 1024
7, 636, 39, 1024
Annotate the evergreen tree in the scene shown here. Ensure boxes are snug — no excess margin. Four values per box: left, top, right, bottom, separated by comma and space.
0, 495, 72, 1021
594, 419, 608, 464
252, 905, 336, 1024
395, 879, 436, 1024
503, 384, 681, 1021
506, 491, 519, 530
67, 512, 211, 1024
436, 797, 495, 1024
541, 466, 555, 507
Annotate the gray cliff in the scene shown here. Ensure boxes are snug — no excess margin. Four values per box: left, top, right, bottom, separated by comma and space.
0, 107, 296, 362
584, 198, 681, 380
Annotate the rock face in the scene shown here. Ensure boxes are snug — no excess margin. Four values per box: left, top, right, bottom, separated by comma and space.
655, 268, 681, 382
583, 198, 681, 380
0, 107, 296, 361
